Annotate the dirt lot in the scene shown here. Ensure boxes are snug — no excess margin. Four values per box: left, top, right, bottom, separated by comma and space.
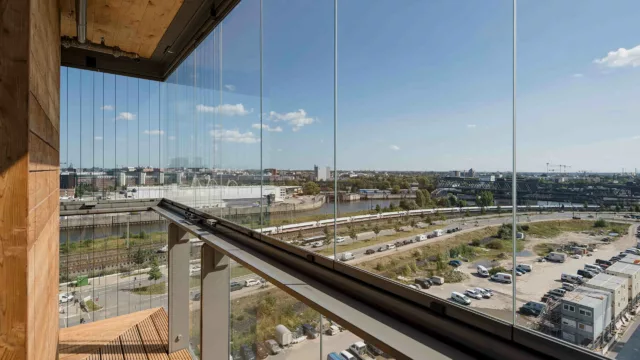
413, 222, 637, 324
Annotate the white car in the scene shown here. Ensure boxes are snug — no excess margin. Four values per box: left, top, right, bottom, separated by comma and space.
244, 279, 261, 287
474, 287, 492, 298
59, 293, 74, 303
451, 291, 472, 305
465, 289, 483, 300
408, 284, 420, 290
311, 241, 324, 248
386, 244, 396, 250
335, 237, 345, 243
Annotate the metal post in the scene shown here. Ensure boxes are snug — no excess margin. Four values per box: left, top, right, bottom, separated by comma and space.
168, 223, 190, 353
200, 244, 230, 360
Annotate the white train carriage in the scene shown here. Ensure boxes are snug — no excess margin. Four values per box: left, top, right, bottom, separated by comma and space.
281, 221, 317, 231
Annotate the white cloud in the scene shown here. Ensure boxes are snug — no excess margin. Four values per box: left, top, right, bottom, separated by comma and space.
196, 103, 251, 116
116, 112, 136, 121
632, 135, 640, 140
594, 44, 640, 68
224, 84, 236, 92
94, 136, 103, 141
389, 145, 400, 151
100, 105, 114, 111
168, 136, 176, 141
467, 124, 477, 128
251, 124, 283, 132
210, 129, 259, 144
572, 73, 584, 78
269, 109, 315, 131
144, 129, 164, 135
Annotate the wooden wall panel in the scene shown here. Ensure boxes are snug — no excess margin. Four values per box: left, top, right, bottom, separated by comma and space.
0, 0, 60, 359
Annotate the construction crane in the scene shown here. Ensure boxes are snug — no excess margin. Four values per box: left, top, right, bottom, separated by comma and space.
546, 163, 572, 174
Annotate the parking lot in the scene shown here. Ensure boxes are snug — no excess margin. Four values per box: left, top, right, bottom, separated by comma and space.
413, 222, 637, 324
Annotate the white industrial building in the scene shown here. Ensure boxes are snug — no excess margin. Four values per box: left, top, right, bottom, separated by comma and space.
620, 254, 640, 265
584, 273, 628, 321
560, 287, 611, 347
604, 262, 640, 305
129, 184, 285, 208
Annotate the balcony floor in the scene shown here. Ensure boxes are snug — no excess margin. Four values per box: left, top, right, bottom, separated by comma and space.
58, 308, 193, 360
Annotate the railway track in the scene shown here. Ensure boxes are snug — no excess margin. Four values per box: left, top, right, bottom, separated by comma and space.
60, 242, 167, 275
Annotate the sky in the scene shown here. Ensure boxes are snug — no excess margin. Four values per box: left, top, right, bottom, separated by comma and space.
60, 0, 640, 173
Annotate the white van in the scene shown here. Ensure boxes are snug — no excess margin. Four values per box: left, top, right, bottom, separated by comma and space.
433, 229, 444, 237
477, 265, 489, 277
584, 264, 603, 273
561, 273, 584, 284
415, 234, 427, 242
451, 291, 472, 305
491, 273, 513, 284
339, 350, 355, 360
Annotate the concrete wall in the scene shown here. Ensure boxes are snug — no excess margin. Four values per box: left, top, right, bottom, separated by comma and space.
0, 0, 60, 359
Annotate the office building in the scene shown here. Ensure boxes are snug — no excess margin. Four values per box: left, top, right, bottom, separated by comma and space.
560, 288, 611, 346
583, 273, 628, 321
604, 261, 640, 305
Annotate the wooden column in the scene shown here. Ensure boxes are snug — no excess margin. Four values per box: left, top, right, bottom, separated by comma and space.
0, 0, 60, 359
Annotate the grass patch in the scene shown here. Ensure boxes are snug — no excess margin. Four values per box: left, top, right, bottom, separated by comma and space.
524, 220, 628, 238
61, 231, 167, 255
85, 300, 102, 311
131, 282, 166, 295
533, 243, 556, 256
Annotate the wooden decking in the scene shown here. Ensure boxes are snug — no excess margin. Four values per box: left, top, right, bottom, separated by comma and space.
59, 308, 193, 360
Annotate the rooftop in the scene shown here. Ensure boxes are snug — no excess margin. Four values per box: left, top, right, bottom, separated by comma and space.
585, 273, 627, 291
605, 261, 640, 276
562, 287, 610, 309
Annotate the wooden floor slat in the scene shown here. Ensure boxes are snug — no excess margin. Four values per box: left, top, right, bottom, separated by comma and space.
57, 308, 192, 360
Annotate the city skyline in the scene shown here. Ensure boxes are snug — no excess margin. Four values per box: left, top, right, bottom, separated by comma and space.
61, 0, 640, 173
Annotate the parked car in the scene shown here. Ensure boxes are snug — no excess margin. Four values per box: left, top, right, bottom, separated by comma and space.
451, 291, 472, 305
302, 324, 318, 339
561, 283, 577, 292
408, 284, 421, 290
477, 265, 489, 277
403, 239, 412, 245
325, 325, 340, 336
596, 259, 613, 267
240, 344, 256, 360
394, 241, 403, 248
474, 287, 492, 298
576, 269, 596, 279
365, 249, 375, 255
386, 244, 396, 250
335, 237, 345, 243
520, 301, 546, 317
516, 264, 533, 272
548, 288, 567, 297
414, 278, 432, 289
264, 340, 280, 355
230, 281, 244, 292
465, 289, 483, 300
377, 246, 386, 252
367, 343, 385, 356
311, 241, 324, 248
245, 279, 261, 287
541, 294, 560, 302
491, 273, 513, 284
448, 260, 463, 267
561, 273, 584, 284
59, 293, 74, 303
430, 276, 445, 285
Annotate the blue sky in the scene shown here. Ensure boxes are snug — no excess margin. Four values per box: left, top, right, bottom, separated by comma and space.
61, 0, 640, 173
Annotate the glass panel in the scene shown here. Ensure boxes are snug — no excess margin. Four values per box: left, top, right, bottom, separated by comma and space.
517, 1, 639, 357
338, 0, 515, 325
262, 0, 335, 256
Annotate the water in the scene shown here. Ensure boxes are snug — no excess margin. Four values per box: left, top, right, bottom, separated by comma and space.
305, 199, 395, 215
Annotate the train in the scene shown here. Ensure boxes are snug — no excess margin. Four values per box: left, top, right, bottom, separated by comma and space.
256, 204, 601, 235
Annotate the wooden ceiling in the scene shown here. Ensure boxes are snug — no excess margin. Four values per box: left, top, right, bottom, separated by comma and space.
60, 0, 185, 59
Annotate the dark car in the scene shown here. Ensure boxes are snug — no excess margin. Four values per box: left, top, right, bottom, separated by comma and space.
230, 281, 244, 292
448, 260, 462, 267
365, 249, 375, 255
446, 229, 453, 234
241, 344, 256, 360
403, 239, 412, 245
577, 269, 596, 279
302, 323, 318, 339
541, 294, 560, 303
427, 234, 435, 239
414, 278, 432, 289
595, 259, 613, 267
395, 241, 403, 248
377, 246, 387, 252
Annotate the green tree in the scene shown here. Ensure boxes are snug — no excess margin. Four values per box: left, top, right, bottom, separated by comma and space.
133, 248, 146, 266
349, 228, 357, 241
634, 205, 640, 213
391, 185, 401, 194
372, 225, 381, 239
375, 204, 381, 213
415, 191, 425, 208
496, 205, 502, 214
421, 189, 432, 206
139, 230, 147, 239
303, 181, 321, 195
476, 191, 494, 207
583, 201, 589, 209
594, 219, 607, 228
148, 258, 162, 281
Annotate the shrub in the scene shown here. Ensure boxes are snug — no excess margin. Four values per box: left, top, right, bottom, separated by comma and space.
521, 224, 530, 231
375, 262, 385, 271
412, 249, 422, 258
402, 265, 413, 277
489, 266, 508, 275
594, 219, 607, 228
470, 239, 481, 247
485, 239, 504, 250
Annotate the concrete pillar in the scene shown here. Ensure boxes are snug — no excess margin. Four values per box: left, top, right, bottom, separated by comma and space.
168, 223, 191, 353
200, 244, 230, 360
0, 0, 60, 359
